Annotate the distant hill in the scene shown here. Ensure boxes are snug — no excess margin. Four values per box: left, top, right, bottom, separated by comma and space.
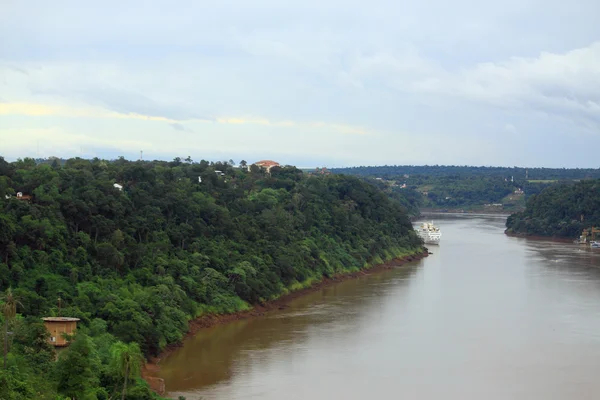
330, 165, 600, 180
331, 165, 600, 212
506, 179, 600, 238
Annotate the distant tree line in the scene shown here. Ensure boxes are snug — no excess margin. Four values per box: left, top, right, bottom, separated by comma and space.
332, 165, 600, 180
331, 165, 591, 209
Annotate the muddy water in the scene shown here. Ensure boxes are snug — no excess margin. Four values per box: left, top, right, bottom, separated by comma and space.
158, 214, 600, 399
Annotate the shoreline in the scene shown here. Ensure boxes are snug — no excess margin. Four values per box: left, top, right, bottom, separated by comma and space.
142, 249, 429, 395
419, 207, 519, 216
419, 211, 512, 218
504, 230, 575, 243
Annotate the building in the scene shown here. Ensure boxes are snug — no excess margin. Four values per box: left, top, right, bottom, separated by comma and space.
252, 160, 280, 173
314, 167, 331, 176
42, 317, 80, 347
14, 192, 33, 201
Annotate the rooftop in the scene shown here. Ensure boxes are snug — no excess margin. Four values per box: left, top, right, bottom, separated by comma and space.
254, 160, 280, 167
42, 317, 80, 322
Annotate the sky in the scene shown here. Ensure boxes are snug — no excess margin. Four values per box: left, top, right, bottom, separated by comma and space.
1, 0, 599, 168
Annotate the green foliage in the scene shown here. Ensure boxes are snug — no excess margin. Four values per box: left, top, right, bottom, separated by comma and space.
0, 155, 423, 396
506, 179, 600, 238
332, 165, 600, 180
54, 333, 101, 399
333, 165, 599, 210
0, 366, 36, 399
12, 316, 55, 372
110, 341, 144, 400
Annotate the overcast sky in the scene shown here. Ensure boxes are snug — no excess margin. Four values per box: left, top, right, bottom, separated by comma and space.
1, 0, 599, 167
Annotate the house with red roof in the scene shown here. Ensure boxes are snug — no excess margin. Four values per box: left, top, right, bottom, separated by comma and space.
252, 160, 281, 173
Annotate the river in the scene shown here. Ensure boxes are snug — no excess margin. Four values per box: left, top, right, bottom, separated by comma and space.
157, 214, 600, 399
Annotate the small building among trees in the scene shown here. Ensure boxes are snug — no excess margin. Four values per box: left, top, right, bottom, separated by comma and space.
42, 317, 80, 347
251, 160, 280, 173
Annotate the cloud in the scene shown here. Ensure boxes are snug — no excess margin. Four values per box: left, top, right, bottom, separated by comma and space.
504, 124, 517, 134
0, 101, 178, 122
30, 86, 215, 122
455, 43, 600, 120
0, 100, 373, 139
1, 0, 600, 167
0, 103, 65, 117
339, 42, 600, 128
169, 123, 186, 131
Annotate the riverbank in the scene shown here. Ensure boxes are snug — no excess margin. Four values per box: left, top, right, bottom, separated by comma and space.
419, 207, 518, 215
504, 229, 575, 243
142, 249, 429, 395
419, 211, 511, 218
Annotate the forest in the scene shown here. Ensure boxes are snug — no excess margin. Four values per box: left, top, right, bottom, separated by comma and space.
332, 165, 600, 180
0, 156, 423, 399
331, 165, 586, 210
505, 179, 600, 238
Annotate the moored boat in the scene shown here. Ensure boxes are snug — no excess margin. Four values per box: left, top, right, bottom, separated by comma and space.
416, 221, 442, 245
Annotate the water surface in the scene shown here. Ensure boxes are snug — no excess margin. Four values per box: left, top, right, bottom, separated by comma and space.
159, 215, 600, 399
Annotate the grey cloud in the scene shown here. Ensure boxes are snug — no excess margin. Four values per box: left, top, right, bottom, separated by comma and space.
6, 65, 28, 75
31, 85, 215, 122
2, 0, 600, 166
73, 87, 213, 121
169, 123, 194, 132
169, 123, 185, 131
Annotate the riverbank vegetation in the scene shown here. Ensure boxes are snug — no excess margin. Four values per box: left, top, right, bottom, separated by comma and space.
505, 179, 600, 238
0, 156, 423, 398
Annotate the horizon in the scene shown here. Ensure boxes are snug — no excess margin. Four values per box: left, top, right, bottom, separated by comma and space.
3, 154, 600, 171
1, 1, 599, 167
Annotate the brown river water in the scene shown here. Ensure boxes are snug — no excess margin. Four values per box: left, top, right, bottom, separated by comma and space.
158, 214, 600, 399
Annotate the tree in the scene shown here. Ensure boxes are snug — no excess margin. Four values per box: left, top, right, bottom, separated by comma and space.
54, 333, 100, 399
1, 288, 21, 370
109, 341, 143, 400
12, 317, 55, 372
0, 215, 17, 265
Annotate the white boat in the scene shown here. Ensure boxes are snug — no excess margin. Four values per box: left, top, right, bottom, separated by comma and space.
591, 241, 600, 248
416, 221, 441, 245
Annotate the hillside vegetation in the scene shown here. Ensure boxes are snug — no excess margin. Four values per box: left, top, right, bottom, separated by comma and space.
331, 165, 597, 210
506, 179, 600, 238
332, 165, 600, 179
0, 156, 422, 399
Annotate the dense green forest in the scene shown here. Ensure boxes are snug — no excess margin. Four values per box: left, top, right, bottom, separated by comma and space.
358, 178, 422, 216
331, 165, 586, 210
506, 180, 600, 238
332, 165, 600, 180
0, 156, 423, 399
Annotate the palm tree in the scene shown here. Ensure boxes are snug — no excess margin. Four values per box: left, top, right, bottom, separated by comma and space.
1, 288, 21, 369
110, 341, 143, 400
